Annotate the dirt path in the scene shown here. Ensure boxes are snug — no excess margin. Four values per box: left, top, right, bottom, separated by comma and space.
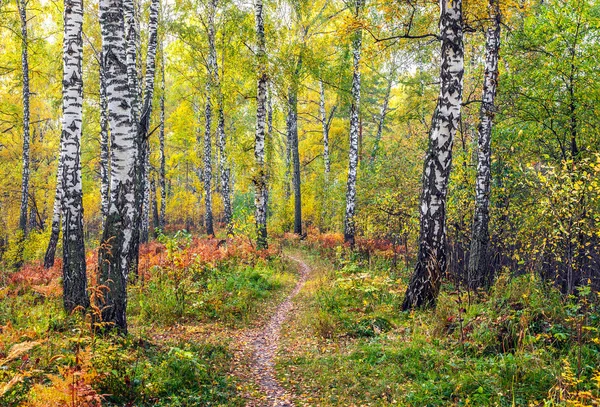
238, 254, 311, 407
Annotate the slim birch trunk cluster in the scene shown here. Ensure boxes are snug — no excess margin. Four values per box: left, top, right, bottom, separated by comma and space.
203, 0, 217, 237
403, 0, 464, 310
137, 0, 160, 245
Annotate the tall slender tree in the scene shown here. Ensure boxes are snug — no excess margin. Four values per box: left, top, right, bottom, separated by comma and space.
370, 64, 395, 164
203, 0, 217, 237
403, 0, 464, 310
254, 0, 268, 249
61, 0, 89, 312
44, 151, 63, 269
343, 0, 364, 246
139, 0, 160, 244
216, 33, 232, 234
99, 55, 110, 222
17, 0, 30, 235
468, 0, 501, 289
97, 0, 138, 332
159, 42, 167, 230
318, 80, 331, 177
287, 56, 302, 235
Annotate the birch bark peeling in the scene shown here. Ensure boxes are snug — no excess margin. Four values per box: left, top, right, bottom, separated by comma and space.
403, 0, 464, 310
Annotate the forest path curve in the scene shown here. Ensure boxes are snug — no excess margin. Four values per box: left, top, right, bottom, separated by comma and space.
238, 253, 311, 407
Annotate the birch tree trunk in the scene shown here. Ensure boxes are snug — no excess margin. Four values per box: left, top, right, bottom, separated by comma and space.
134, 0, 160, 248
319, 80, 331, 177
217, 92, 232, 234
343, 0, 364, 246
159, 42, 166, 229
468, 0, 500, 290
254, 0, 268, 249
61, 0, 89, 312
403, 0, 464, 310
370, 73, 393, 164
288, 60, 302, 235
151, 178, 160, 235
100, 55, 110, 223
44, 148, 63, 269
17, 0, 30, 234
98, 0, 138, 332
203, 0, 217, 237
141, 152, 150, 243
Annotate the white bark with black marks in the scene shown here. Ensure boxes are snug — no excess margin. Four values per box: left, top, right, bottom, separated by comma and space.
61, 0, 89, 312
403, 0, 464, 310
319, 80, 331, 177
44, 145, 63, 269
100, 54, 110, 223
370, 72, 393, 164
134, 0, 160, 248
17, 0, 30, 234
344, 0, 364, 246
98, 0, 138, 332
254, 0, 268, 249
468, 0, 500, 289
159, 43, 166, 229
203, 0, 217, 236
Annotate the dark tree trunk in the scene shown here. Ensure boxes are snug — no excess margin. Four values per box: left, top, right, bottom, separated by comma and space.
403, 0, 464, 310
287, 68, 302, 235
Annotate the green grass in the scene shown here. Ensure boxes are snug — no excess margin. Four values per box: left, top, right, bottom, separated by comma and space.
0, 250, 296, 406
277, 245, 600, 406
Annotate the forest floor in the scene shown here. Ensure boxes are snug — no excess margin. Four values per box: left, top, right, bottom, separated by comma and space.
1, 236, 600, 406
231, 253, 310, 407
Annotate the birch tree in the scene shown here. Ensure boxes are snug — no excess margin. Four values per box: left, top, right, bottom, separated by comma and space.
17, 0, 30, 234
287, 57, 302, 235
403, 0, 464, 310
100, 55, 110, 222
44, 148, 63, 269
468, 0, 500, 289
216, 38, 232, 234
370, 64, 395, 164
343, 0, 364, 246
203, 0, 217, 237
318, 80, 332, 177
254, 0, 268, 249
97, 0, 138, 332
61, 0, 89, 312
159, 42, 166, 229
